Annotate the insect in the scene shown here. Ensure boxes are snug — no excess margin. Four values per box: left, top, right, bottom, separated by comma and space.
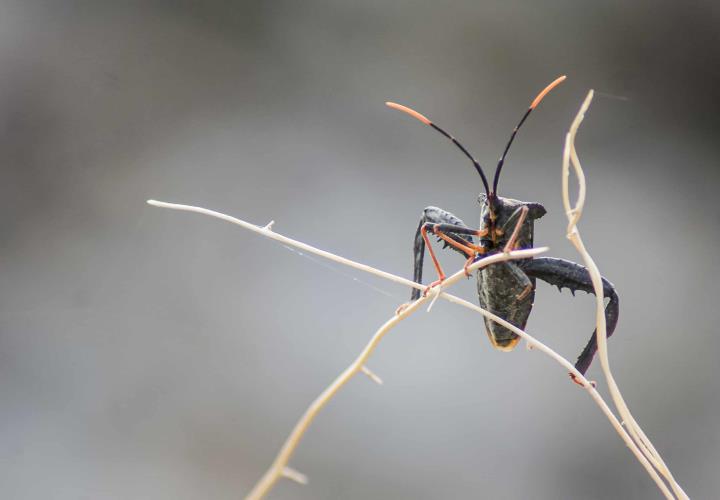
387, 76, 618, 379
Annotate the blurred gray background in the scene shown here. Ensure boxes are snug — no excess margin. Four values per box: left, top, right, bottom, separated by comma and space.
1, 1, 718, 499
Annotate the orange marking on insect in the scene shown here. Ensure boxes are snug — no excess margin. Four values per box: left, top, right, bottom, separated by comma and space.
570, 373, 596, 388
420, 225, 446, 282
432, 227, 475, 257
488, 334, 521, 352
385, 102, 432, 126
530, 75, 567, 110
422, 279, 445, 297
516, 284, 533, 301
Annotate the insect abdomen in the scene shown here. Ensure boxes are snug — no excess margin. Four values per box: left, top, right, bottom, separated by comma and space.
477, 262, 535, 352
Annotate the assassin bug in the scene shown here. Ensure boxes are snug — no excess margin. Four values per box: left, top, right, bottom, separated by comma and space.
387, 76, 618, 378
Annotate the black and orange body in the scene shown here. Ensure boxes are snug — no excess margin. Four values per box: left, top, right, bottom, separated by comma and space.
476, 195, 545, 351
390, 76, 619, 377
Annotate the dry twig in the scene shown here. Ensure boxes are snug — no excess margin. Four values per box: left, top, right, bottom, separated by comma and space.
148, 196, 675, 499
147, 199, 547, 499
562, 90, 687, 499
145, 85, 687, 500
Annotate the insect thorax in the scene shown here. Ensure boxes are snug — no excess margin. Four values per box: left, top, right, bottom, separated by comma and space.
478, 195, 540, 252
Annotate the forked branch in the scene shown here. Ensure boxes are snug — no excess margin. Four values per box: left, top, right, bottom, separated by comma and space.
145, 84, 686, 500
148, 193, 677, 499
147, 200, 549, 499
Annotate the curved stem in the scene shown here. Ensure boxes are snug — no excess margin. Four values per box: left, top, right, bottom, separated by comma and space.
562, 91, 687, 500
148, 199, 680, 499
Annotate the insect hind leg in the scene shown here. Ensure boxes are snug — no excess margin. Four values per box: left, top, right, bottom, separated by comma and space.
520, 256, 619, 376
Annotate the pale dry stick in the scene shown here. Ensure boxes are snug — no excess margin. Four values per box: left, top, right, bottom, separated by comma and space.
563, 92, 687, 499
443, 294, 675, 499
564, 97, 668, 482
245, 293, 427, 499
573, 107, 687, 500
562, 91, 688, 499
148, 199, 673, 499
146, 200, 540, 292
146, 199, 542, 499
244, 249, 547, 500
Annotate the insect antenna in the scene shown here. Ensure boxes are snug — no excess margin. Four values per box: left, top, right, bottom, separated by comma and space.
386, 101, 491, 196
492, 75, 567, 195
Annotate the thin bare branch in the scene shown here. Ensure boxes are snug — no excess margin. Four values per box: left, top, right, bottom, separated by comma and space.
148, 197, 677, 499
562, 90, 687, 499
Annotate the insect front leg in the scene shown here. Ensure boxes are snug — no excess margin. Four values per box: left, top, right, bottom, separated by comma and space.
499, 205, 529, 251
411, 206, 486, 300
519, 257, 619, 376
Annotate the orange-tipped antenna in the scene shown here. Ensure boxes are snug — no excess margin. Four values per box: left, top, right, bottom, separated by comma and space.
530, 75, 566, 109
385, 102, 431, 125
386, 101, 490, 195
492, 75, 567, 195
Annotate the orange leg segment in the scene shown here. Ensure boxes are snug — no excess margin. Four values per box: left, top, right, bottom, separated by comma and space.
421, 224, 489, 293
502, 206, 529, 253
420, 225, 447, 295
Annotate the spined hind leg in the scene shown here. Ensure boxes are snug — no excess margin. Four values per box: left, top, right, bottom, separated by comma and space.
520, 257, 619, 377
